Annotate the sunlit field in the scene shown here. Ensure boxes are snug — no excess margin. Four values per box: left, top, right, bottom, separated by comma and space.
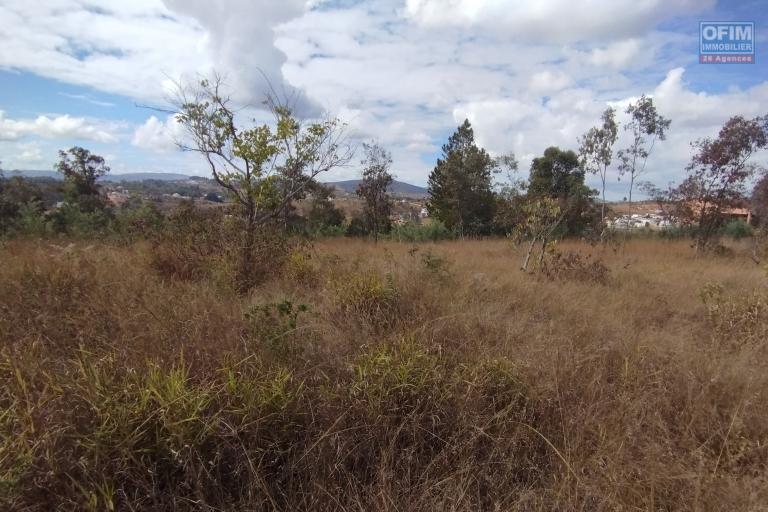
2, 237, 766, 511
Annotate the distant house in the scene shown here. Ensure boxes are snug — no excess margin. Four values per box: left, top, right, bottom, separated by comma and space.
688, 201, 753, 224
106, 191, 130, 207
419, 207, 429, 219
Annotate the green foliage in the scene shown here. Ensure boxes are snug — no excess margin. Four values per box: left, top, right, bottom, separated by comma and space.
722, 219, 753, 239
111, 200, 165, 240
527, 146, 599, 236
388, 220, 452, 242
55, 146, 109, 213
357, 142, 394, 241
284, 248, 320, 287
244, 299, 309, 353
528, 147, 582, 199
579, 108, 618, 222
305, 183, 345, 234
617, 95, 671, 210
427, 119, 497, 235
47, 203, 113, 237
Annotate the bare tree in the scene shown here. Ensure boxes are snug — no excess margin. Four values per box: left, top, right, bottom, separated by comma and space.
170, 74, 353, 289
579, 107, 618, 226
617, 95, 671, 218
357, 141, 393, 242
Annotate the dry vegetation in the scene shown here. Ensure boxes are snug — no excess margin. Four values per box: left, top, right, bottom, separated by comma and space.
1, 236, 767, 510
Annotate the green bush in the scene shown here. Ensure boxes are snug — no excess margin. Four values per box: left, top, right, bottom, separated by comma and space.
388, 220, 452, 242
722, 219, 753, 239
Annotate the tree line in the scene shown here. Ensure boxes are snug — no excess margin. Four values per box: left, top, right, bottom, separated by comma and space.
2, 76, 768, 286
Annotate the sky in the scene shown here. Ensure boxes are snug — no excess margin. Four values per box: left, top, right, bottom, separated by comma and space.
0, 0, 766, 198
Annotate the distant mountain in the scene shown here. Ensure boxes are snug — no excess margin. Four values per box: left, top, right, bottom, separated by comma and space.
5, 170, 60, 180
5, 170, 195, 182
101, 173, 194, 182
325, 179, 428, 198
4, 171, 430, 198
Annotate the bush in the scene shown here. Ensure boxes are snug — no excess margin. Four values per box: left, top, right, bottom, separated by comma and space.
542, 248, 611, 285
388, 220, 452, 242
328, 268, 401, 329
722, 219, 753, 239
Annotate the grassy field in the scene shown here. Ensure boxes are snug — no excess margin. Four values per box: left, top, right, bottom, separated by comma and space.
1, 237, 767, 510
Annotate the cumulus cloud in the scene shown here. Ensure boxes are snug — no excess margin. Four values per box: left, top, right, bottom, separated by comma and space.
131, 115, 184, 153
0, 1, 208, 102
161, 0, 317, 113
0, 1, 313, 109
3, 0, 764, 193
0, 111, 117, 143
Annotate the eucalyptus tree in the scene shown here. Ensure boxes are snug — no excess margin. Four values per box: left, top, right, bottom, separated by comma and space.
617, 95, 671, 217
579, 107, 618, 225
357, 141, 394, 242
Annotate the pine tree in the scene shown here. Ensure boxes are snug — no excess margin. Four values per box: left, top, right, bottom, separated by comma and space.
427, 120, 496, 236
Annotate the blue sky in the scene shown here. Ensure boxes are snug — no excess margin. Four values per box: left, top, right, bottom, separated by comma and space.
1, 0, 766, 198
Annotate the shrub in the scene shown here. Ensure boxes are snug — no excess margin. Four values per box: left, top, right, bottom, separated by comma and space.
283, 248, 320, 287
149, 202, 228, 282
722, 219, 753, 239
388, 220, 452, 242
328, 268, 400, 328
244, 299, 309, 354
541, 248, 611, 285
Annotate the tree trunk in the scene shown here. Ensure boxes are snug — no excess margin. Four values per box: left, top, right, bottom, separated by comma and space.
537, 237, 547, 268
239, 205, 256, 292
521, 237, 537, 271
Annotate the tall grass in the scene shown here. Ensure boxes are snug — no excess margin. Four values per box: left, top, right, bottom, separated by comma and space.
1, 237, 767, 510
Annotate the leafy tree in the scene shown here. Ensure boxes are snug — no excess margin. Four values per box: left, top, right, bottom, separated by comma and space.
672, 115, 767, 251
528, 146, 599, 236
515, 197, 566, 272
55, 146, 109, 212
357, 142, 393, 242
427, 119, 496, 236
491, 152, 525, 234
307, 182, 344, 233
172, 74, 352, 290
579, 107, 618, 225
0, 172, 45, 234
617, 95, 671, 217
752, 172, 768, 226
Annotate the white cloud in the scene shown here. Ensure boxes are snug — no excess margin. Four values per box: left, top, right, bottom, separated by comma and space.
57, 93, 115, 107
403, 0, 713, 42
0, 111, 117, 143
2, 0, 764, 195
529, 71, 574, 94
17, 142, 44, 163
131, 115, 183, 153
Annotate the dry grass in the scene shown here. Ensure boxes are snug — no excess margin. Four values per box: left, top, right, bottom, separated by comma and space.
1, 236, 767, 510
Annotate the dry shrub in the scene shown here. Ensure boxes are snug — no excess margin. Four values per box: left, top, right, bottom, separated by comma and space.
149, 202, 230, 282
700, 283, 768, 348
327, 266, 402, 329
542, 248, 610, 285
149, 202, 292, 290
